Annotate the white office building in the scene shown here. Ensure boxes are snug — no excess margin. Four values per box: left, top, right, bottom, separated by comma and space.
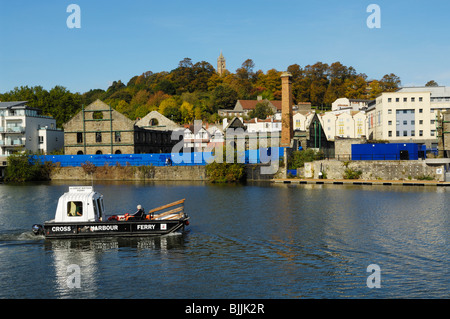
367, 87, 450, 148
0, 101, 64, 156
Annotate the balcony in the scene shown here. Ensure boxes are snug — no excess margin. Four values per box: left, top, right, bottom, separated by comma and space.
0, 139, 24, 147
3, 126, 25, 133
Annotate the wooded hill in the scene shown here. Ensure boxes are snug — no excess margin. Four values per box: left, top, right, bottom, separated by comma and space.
0, 58, 402, 128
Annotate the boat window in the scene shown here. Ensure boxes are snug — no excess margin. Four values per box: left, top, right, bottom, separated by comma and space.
67, 201, 83, 217
96, 198, 103, 220
92, 200, 98, 218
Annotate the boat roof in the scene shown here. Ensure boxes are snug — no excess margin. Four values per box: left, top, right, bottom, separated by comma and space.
59, 186, 101, 201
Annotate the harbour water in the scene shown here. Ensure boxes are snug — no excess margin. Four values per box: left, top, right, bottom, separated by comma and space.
0, 181, 448, 299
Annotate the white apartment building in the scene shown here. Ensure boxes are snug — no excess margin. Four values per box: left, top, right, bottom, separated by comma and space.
367, 87, 450, 148
319, 111, 368, 141
0, 101, 64, 156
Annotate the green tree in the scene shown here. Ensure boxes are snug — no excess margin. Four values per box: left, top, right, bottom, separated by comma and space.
211, 84, 238, 110
425, 80, 439, 87
248, 101, 274, 120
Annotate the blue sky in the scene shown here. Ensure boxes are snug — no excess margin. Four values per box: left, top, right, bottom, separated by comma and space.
1, 0, 449, 93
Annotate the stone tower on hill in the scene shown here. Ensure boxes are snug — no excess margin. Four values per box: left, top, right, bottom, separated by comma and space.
217, 51, 226, 76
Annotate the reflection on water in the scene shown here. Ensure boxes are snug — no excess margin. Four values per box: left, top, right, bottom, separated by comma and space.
45, 234, 187, 298
0, 181, 448, 298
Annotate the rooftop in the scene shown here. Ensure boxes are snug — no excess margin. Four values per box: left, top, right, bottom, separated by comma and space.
398, 86, 450, 98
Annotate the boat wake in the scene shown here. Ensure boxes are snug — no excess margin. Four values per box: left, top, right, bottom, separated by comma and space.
0, 230, 44, 244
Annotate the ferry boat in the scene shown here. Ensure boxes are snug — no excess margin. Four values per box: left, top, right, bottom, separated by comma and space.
32, 186, 190, 239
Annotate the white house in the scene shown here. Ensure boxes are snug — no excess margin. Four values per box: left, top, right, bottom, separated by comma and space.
0, 101, 64, 155
244, 117, 281, 133
183, 121, 224, 151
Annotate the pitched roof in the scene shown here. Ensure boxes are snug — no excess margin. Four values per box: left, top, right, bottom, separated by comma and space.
237, 100, 282, 111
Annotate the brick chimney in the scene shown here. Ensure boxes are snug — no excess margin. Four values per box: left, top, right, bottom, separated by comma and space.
280, 72, 293, 147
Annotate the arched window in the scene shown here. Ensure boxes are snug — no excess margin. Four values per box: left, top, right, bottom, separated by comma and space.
149, 118, 159, 126
115, 150, 122, 154
77, 151, 84, 155
96, 150, 103, 155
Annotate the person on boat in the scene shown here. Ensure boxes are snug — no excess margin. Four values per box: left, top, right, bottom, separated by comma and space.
132, 205, 146, 220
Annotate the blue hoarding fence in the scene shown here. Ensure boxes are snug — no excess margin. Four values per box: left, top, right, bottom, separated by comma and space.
34, 147, 285, 167
351, 143, 425, 161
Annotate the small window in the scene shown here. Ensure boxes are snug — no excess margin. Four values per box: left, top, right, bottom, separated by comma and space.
115, 131, 121, 142
96, 132, 102, 143
77, 132, 83, 144
419, 130, 423, 137
419, 97, 423, 102
419, 109, 423, 113
67, 201, 83, 217
388, 98, 392, 103
388, 131, 392, 137
411, 130, 415, 136
403, 131, 408, 137
403, 98, 407, 102
411, 97, 415, 102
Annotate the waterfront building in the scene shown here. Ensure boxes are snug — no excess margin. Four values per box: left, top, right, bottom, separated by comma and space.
63, 100, 177, 155
0, 101, 63, 156
319, 111, 368, 141
367, 87, 450, 148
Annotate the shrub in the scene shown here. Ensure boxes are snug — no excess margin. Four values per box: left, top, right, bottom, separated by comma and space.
343, 168, 363, 180
206, 162, 246, 183
4, 153, 53, 182
288, 149, 324, 170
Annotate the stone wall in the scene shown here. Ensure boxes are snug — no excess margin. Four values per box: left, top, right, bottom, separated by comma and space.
50, 164, 284, 182
50, 165, 207, 181
300, 159, 446, 182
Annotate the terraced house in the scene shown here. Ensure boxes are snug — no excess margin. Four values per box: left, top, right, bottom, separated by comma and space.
63, 100, 178, 155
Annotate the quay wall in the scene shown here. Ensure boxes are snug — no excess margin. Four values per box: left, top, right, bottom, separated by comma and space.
50, 164, 284, 182
49, 161, 445, 182
50, 165, 207, 181
301, 159, 446, 182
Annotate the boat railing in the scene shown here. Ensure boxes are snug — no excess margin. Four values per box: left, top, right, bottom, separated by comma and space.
149, 199, 185, 220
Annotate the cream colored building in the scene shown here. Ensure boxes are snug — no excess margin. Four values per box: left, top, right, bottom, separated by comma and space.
367, 87, 450, 147
315, 111, 368, 141
293, 111, 315, 132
